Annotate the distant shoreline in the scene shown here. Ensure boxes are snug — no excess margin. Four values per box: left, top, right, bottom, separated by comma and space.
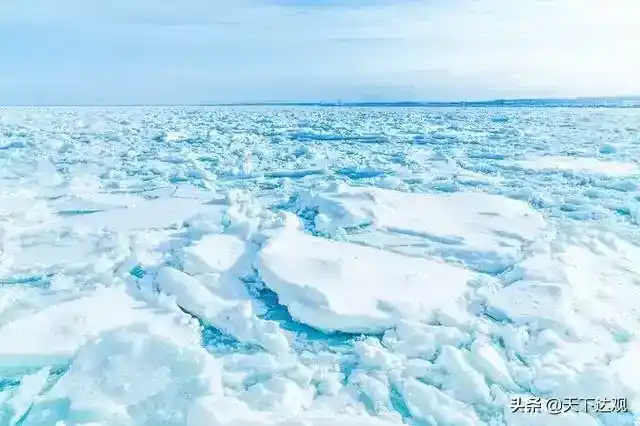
205, 99, 640, 108
2, 97, 640, 108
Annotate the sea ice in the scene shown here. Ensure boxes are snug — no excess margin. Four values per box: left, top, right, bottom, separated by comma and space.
187, 396, 401, 426
399, 378, 483, 426
3, 239, 98, 274
50, 193, 142, 214
2, 106, 640, 426
257, 228, 476, 333
154, 267, 290, 354
514, 156, 640, 176
2, 367, 51, 425
0, 286, 199, 375
64, 197, 223, 232
302, 184, 546, 273
22, 327, 223, 426
181, 233, 249, 275
486, 281, 570, 328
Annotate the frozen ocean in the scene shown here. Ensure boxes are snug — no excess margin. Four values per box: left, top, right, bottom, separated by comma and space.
0, 105, 639, 426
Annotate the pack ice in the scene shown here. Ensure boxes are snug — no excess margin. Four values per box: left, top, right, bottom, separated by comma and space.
2, 107, 640, 426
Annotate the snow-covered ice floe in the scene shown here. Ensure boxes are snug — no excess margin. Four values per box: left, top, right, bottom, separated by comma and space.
301, 184, 546, 273
513, 155, 640, 177
257, 228, 476, 333
0, 286, 201, 375
1, 106, 640, 426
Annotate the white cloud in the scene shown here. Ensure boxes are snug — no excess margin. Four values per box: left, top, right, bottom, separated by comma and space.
1, 0, 639, 104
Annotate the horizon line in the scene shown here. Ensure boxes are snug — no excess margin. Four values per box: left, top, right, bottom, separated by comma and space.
2, 95, 640, 108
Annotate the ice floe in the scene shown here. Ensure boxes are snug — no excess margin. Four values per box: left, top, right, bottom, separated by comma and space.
514, 156, 640, 176
154, 266, 290, 354
64, 197, 224, 232
181, 233, 249, 275
302, 184, 546, 273
0, 286, 199, 375
22, 327, 222, 426
258, 228, 476, 333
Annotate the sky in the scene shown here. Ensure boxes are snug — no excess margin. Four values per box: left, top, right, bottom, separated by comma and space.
1, 0, 639, 104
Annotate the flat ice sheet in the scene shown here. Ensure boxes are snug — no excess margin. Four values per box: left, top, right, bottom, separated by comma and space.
258, 229, 476, 333
182, 233, 248, 275
305, 185, 546, 272
514, 156, 640, 176
63, 197, 223, 232
50, 193, 143, 213
0, 286, 199, 374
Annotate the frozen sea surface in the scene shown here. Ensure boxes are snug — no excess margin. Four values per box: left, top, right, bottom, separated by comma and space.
0, 106, 639, 425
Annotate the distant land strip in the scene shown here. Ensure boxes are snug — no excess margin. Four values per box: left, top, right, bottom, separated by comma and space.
205, 97, 640, 108
3, 96, 640, 108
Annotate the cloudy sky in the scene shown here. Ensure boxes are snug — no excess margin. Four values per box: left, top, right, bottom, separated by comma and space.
1, 0, 638, 104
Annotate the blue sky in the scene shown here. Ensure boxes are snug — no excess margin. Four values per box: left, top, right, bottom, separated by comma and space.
1, 0, 639, 104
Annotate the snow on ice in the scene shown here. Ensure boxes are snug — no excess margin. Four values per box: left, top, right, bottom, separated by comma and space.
513, 156, 640, 177
1, 106, 639, 426
300, 184, 546, 273
257, 228, 476, 333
